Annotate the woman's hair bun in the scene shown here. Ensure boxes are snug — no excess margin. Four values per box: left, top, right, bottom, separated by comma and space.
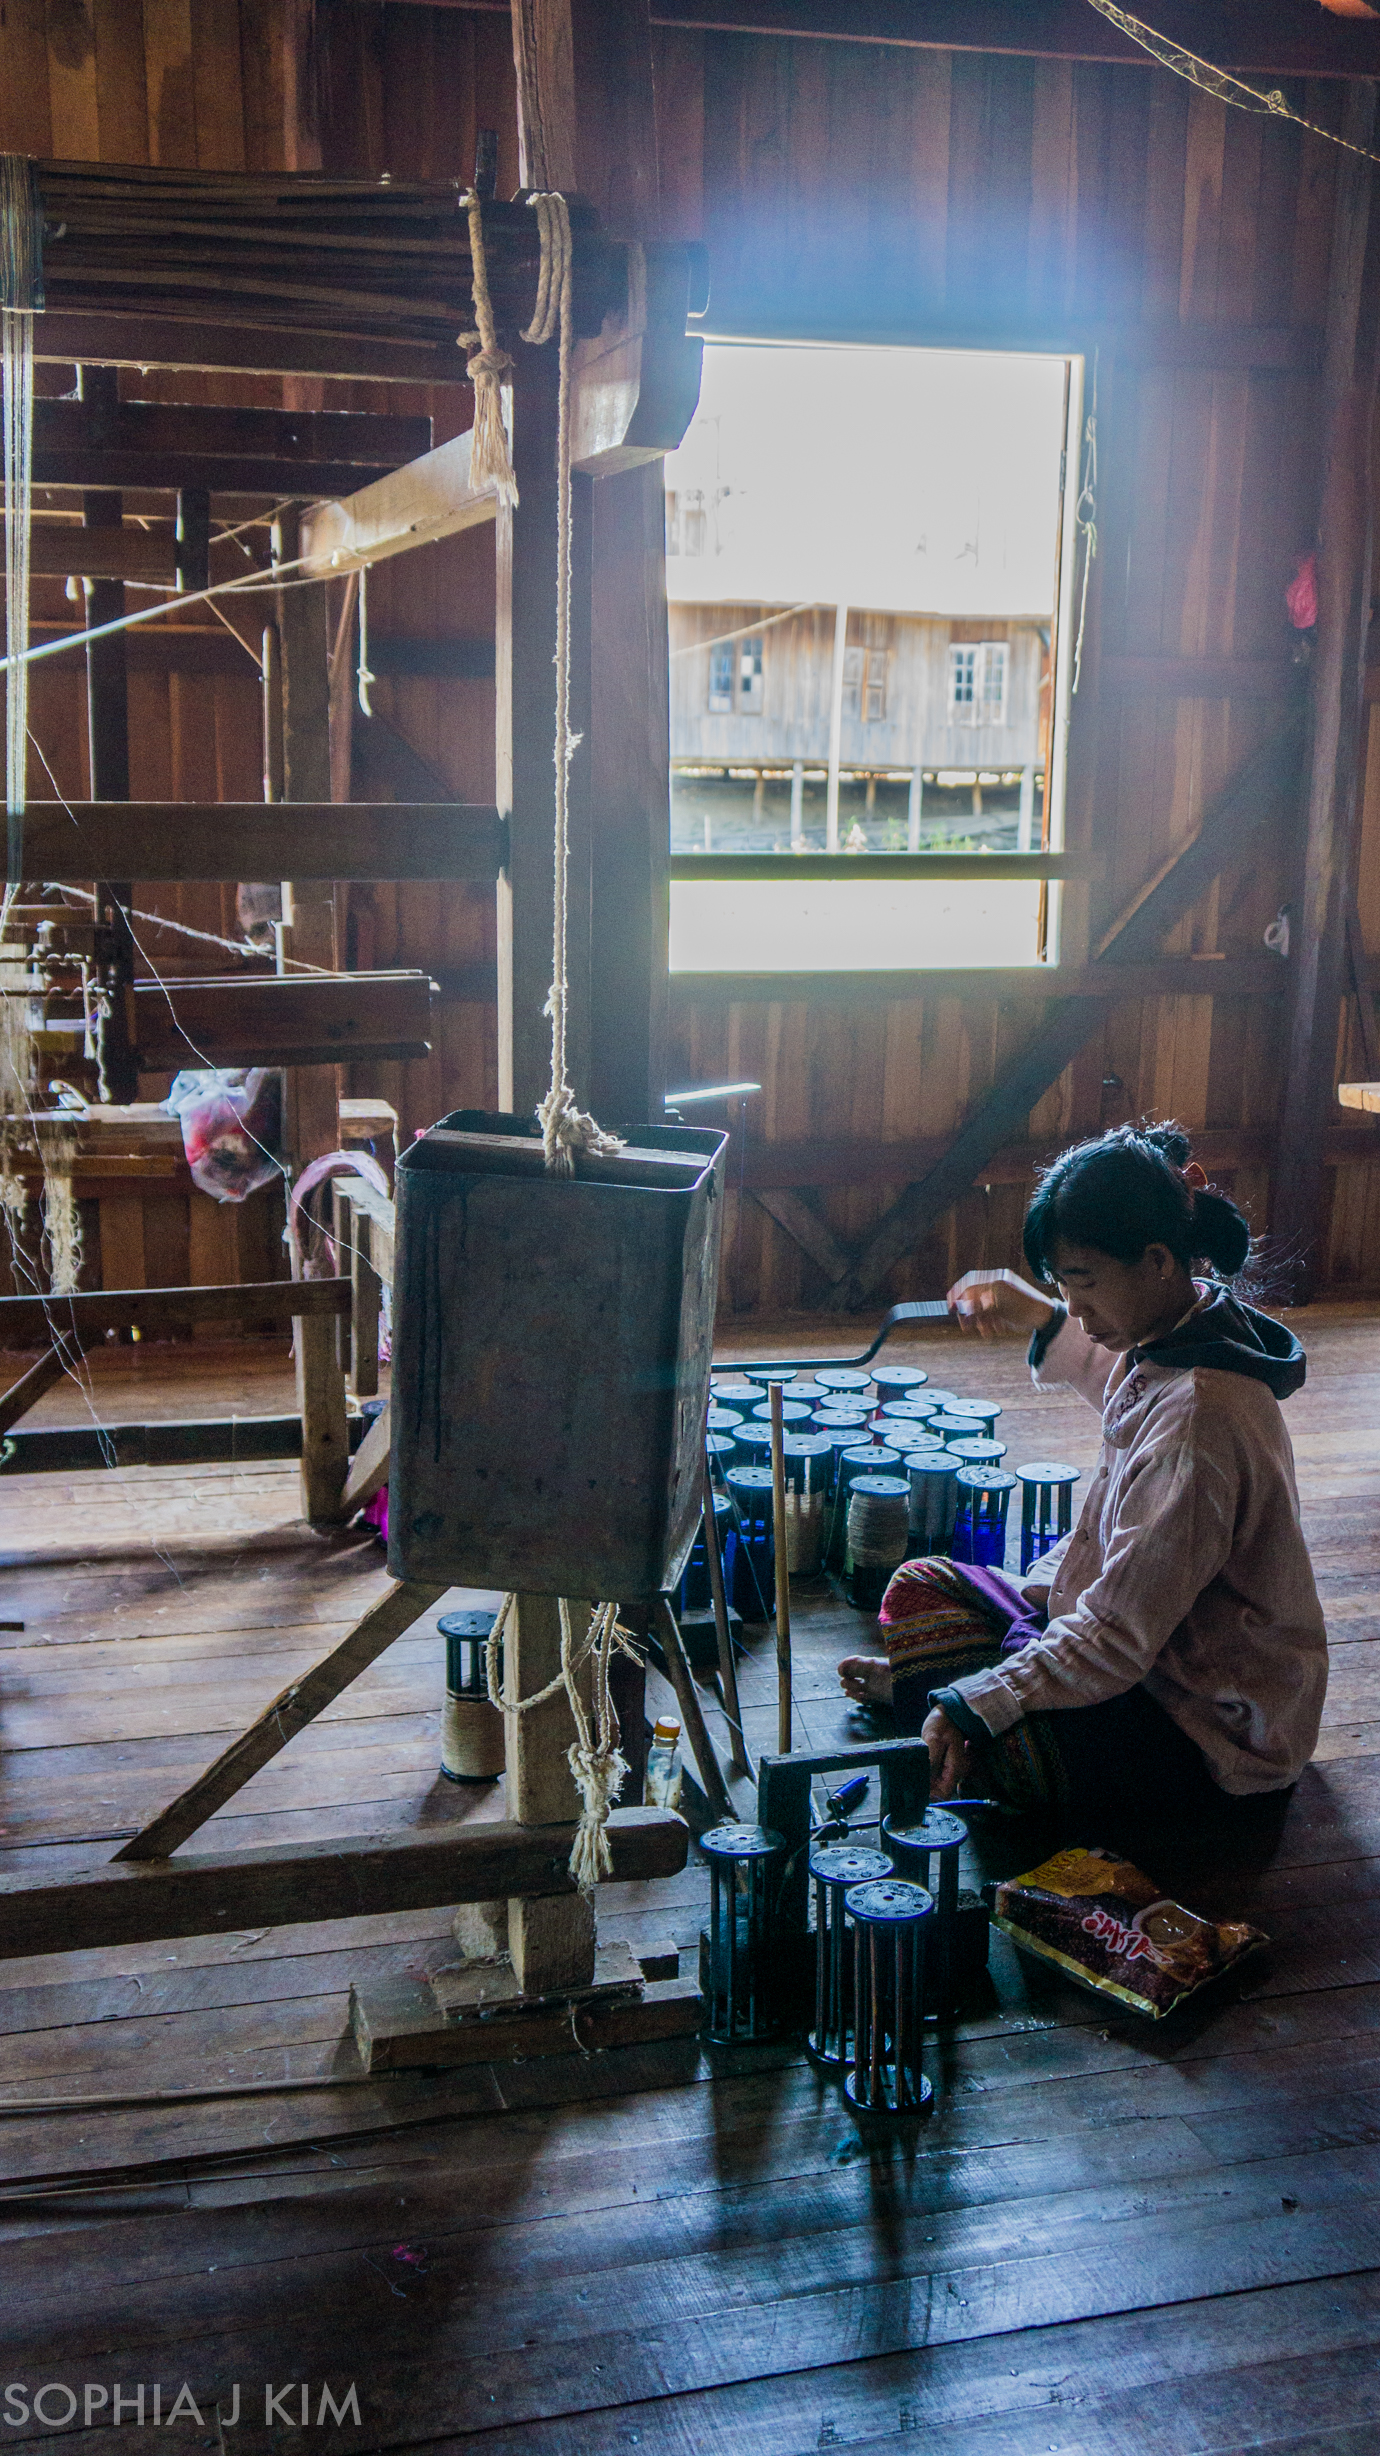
1138, 1123, 1192, 1169
1189, 1186, 1251, 1277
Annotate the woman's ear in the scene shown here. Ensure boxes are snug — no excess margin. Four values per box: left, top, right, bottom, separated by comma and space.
1143, 1240, 1177, 1281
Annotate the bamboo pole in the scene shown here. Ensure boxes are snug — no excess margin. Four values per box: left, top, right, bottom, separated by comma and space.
654, 1597, 733, 1824
770, 1381, 793, 1754
702, 1453, 749, 1777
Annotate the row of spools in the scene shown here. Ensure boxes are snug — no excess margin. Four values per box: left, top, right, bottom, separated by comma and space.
686, 1359, 1079, 1617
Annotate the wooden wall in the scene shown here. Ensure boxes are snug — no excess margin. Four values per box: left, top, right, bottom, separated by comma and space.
4, 2, 1380, 1314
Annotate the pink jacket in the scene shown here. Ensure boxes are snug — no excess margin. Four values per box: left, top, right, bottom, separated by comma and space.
951, 1313, 1327, 1793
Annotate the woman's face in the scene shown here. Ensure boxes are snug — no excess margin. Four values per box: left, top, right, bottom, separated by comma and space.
1048, 1237, 1194, 1352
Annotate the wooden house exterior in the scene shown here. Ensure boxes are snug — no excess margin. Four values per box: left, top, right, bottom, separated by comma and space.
668, 602, 1048, 780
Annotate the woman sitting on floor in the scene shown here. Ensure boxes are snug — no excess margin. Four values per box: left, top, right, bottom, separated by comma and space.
838, 1124, 1327, 1830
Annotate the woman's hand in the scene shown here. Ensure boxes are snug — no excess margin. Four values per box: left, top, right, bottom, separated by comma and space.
922, 1705, 972, 1799
948, 1267, 1058, 1342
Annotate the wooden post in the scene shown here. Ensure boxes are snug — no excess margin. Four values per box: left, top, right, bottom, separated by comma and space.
588, 464, 671, 1125
703, 1453, 748, 1776
273, 504, 349, 1520
78, 370, 138, 1107
504, 1595, 596, 1993
1274, 81, 1380, 1298
770, 1381, 793, 1754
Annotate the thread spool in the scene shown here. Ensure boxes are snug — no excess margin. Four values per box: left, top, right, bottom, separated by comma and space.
814, 1367, 872, 1395
713, 1376, 756, 1406
787, 1379, 829, 1408
920, 1388, 960, 1413
872, 1366, 929, 1406
927, 1411, 986, 1444
704, 1430, 737, 1476
951, 1465, 1017, 1567
947, 1398, 1002, 1431
827, 1443, 900, 1571
845, 1473, 911, 1612
744, 1366, 797, 1390
700, 1822, 787, 2042
813, 1404, 872, 1431
680, 1489, 732, 1612
882, 1805, 968, 2016
706, 1404, 744, 1433
809, 1842, 893, 2066
724, 1463, 775, 1619
731, 1421, 776, 1471
876, 1399, 938, 1433
1016, 1459, 1080, 1573
750, 1397, 813, 1426
893, 1432, 943, 1462
819, 1423, 871, 1496
780, 1429, 833, 1576
906, 1452, 961, 1555
946, 1436, 1007, 1470
438, 1608, 504, 1781
845, 1877, 935, 2117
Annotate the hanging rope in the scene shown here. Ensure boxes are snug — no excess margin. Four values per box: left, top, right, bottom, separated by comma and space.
356, 561, 376, 718
484, 1594, 640, 1888
1071, 351, 1098, 699
1, 156, 41, 884
458, 190, 519, 506
1083, 0, 1380, 167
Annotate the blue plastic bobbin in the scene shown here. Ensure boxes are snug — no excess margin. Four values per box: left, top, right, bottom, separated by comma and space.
844, 1877, 936, 2117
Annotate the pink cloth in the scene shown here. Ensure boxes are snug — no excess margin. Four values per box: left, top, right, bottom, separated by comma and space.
947, 1314, 1327, 1795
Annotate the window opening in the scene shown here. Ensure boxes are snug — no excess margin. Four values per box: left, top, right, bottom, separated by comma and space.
665, 340, 1079, 970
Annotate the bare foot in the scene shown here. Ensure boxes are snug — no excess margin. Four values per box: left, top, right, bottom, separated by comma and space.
839, 1653, 893, 1706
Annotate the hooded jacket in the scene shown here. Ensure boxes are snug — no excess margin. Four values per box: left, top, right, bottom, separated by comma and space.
943, 1290, 1326, 1794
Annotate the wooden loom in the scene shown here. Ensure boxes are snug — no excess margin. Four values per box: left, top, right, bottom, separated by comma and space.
0, 35, 707, 2058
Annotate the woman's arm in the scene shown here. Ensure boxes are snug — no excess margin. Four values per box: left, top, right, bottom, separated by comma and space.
947, 1269, 1116, 1409
948, 1398, 1236, 1734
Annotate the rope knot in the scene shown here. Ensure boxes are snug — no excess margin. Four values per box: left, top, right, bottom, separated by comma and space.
458, 193, 519, 507
566, 1737, 630, 1890
536, 1081, 626, 1177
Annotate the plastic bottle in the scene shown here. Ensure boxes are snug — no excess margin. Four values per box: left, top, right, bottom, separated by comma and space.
645, 1716, 683, 1810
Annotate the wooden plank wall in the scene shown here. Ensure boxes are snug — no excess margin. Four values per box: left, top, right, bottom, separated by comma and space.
4, 4, 1380, 1314
648, 29, 1380, 1312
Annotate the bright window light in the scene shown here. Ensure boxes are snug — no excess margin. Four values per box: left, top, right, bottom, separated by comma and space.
669, 879, 1044, 973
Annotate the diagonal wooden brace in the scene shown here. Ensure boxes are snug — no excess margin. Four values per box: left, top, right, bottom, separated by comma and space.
114, 1577, 446, 1860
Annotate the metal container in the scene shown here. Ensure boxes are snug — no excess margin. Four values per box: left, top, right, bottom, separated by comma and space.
387, 1111, 728, 1599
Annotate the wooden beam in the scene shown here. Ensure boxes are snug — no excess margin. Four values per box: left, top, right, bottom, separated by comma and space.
29, 527, 178, 585
130, 971, 436, 1070
1097, 655, 1303, 703
1275, 84, 1380, 1301
16, 801, 503, 882
1348, 908, 1380, 1081
340, 1401, 391, 1511
752, 1186, 852, 1281
34, 396, 431, 481
670, 958, 1285, 1006
117, 1579, 446, 1860
0, 1347, 68, 1436
0, 1278, 349, 1341
298, 429, 498, 578
828, 719, 1304, 1309
641, 1, 1380, 74
32, 310, 473, 389
0, 1807, 690, 1961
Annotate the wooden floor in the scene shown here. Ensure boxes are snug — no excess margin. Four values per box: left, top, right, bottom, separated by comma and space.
3, 1312, 1380, 2451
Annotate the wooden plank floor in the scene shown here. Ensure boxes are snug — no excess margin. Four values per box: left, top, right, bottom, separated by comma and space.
1, 1310, 1380, 2452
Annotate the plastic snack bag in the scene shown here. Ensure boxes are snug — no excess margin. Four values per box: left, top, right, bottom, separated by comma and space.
988, 1846, 1268, 2019
165, 1068, 283, 1203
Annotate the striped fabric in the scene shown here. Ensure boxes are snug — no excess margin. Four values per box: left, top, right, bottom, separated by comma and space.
877, 1556, 1069, 1810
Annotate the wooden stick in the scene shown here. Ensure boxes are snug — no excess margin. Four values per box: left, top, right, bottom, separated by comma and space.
702, 1453, 749, 1777
0, 1278, 349, 1342
114, 1579, 446, 1860
0, 1809, 689, 1961
0, 1346, 69, 1439
770, 1381, 793, 1755
653, 1597, 733, 1825
340, 1400, 390, 1512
